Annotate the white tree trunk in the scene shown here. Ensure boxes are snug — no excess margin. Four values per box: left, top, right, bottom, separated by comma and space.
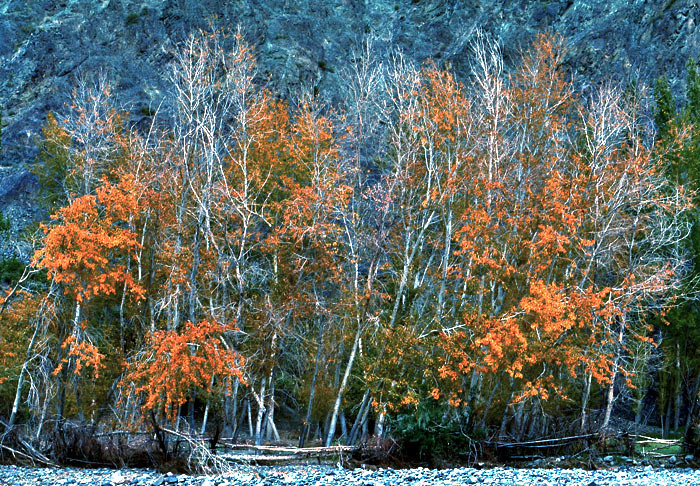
325, 325, 362, 447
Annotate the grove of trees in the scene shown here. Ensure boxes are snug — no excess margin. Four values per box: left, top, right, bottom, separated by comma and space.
1, 29, 700, 466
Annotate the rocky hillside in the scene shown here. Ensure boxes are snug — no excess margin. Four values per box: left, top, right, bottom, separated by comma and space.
1, 0, 699, 245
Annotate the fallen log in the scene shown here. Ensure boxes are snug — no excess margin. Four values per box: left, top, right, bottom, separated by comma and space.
487, 433, 603, 448
157, 427, 364, 467
216, 442, 359, 454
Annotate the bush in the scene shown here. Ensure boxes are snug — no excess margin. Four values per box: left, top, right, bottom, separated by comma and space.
0, 212, 9, 233
390, 401, 483, 466
0, 256, 24, 285
125, 12, 139, 26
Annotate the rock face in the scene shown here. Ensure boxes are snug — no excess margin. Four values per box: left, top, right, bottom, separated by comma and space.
1, 0, 700, 228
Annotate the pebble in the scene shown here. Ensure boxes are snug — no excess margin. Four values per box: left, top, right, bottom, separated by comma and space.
108, 471, 127, 484
2, 464, 700, 486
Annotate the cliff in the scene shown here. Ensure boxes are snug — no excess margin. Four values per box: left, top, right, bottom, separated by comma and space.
1, 0, 699, 242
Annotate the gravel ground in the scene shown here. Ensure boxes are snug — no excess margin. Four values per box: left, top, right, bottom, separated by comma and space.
2, 465, 700, 486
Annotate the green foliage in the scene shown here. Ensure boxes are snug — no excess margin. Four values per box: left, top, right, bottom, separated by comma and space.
651, 62, 700, 434
139, 105, 156, 117
681, 59, 700, 196
20, 23, 35, 35
0, 256, 24, 286
654, 77, 675, 139
32, 113, 70, 210
685, 59, 700, 123
391, 401, 483, 465
0, 212, 9, 233
125, 12, 140, 26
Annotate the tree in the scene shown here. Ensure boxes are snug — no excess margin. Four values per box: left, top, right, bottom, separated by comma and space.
123, 319, 245, 423
33, 174, 144, 420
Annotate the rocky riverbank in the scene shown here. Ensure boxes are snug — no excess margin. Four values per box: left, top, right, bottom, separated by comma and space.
3, 464, 700, 486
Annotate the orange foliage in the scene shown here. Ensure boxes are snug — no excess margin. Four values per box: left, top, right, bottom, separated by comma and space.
122, 320, 245, 421
33, 175, 144, 304
53, 335, 105, 379
371, 33, 689, 412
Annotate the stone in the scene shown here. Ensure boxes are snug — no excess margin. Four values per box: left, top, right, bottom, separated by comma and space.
603, 455, 614, 462
108, 471, 127, 485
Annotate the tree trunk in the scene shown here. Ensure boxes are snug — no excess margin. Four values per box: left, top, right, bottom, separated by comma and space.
232, 398, 248, 443
188, 389, 196, 433
300, 325, 323, 448
75, 379, 84, 421
684, 376, 700, 454
348, 390, 371, 445
230, 379, 239, 437
35, 390, 49, 440
254, 380, 267, 445
478, 382, 498, 431
339, 413, 348, 441
375, 407, 386, 438
602, 376, 616, 431
247, 398, 253, 437
325, 324, 362, 447
361, 412, 368, 441
686, 374, 700, 436
635, 401, 643, 431
265, 410, 280, 442
513, 399, 526, 440
8, 363, 27, 429
602, 323, 625, 430
200, 375, 216, 435
580, 371, 593, 433
266, 379, 276, 441
498, 400, 511, 440
8, 309, 44, 429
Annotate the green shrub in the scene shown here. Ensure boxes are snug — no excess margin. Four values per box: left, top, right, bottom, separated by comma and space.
390, 401, 483, 466
0, 212, 10, 233
33, 113, 71, 210
125, 12, 139, 26
0, 256, 24, 285
140, 105, 156, 117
